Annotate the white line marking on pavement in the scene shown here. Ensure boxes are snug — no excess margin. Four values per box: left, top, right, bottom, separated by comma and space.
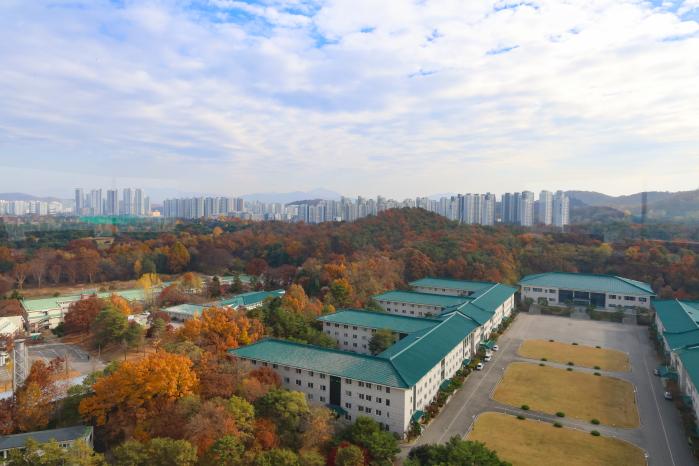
640, 346, 675, 466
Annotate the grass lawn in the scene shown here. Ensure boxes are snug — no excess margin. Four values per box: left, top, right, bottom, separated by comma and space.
467, 412, 646, 466
518, 339, 630, 372
493, 362, 639, 427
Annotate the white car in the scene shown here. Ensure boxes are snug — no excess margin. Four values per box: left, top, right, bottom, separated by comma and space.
484, 354, 492, 362
664, 391, 673, 400
492, 345, 499, 351
475, 362, 484, 371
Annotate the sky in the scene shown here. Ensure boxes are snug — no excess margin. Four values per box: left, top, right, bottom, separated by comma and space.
0, 0, 698, 201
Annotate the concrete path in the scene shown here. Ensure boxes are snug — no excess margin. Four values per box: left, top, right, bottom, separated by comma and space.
399, 313, 696, 466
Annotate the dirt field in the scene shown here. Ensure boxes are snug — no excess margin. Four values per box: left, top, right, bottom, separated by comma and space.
518, 339, 630, 372
468, 412, 646, 466
492, 362, 639, 427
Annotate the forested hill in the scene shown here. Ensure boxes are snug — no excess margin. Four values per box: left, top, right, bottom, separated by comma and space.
568, 189, 699, 222
2, 208, 699, 302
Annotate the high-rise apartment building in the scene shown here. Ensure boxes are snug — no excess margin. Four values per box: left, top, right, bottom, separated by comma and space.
553, 191, 570, 228
134, 189, 144, 216
519, 191, 535, 226
538, 190, 553, 225
74, 188, 84, 215
106, 189, 119, 215
122, 188, 133, 216
481, 193, 496, 226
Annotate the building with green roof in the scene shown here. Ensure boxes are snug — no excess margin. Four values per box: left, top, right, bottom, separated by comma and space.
409, 278, 495, 297
162, 290, 285, 321
372, 291, 470, 317
0, 425, 93, 460
230, 279, 516, 437
653, 300, 699, 422
519, 272, 654, 311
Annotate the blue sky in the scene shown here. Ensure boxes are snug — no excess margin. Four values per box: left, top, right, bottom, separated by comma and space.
0, 0, 698, 200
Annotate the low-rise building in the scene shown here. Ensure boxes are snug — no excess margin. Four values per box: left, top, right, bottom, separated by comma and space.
519, 272, 654, 311
372, 291, 468, 317
408, 278, 495, 297
161, 290, 285, 322
0, 425, 93, 462
0, 316, 24, 337
654, 300, 699, 422
230, 279, 517, 437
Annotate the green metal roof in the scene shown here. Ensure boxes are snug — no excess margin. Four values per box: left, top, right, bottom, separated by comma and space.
162, 303, 205, 316
372, 291, 469, 307
409, 278, 495, 293
0, 426, 92, 451
440, 283, 517, 323
317, 309, 441, 334
519, 272, 654, 295
216, 290, 284, 308
22, 288, 151, 312
655, 300, 699, 350
677, 346, 699, 390
378, 312, 479, 386
411, 410, 425, 422
228, 339, 409, 388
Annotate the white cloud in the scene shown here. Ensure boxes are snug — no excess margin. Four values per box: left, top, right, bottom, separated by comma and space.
0, 0, 697, 199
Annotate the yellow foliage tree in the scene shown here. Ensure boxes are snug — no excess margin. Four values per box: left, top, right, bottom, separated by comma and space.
179, 307, 264, 354
138, 273, 162, 307
79, 352, 198, 441
109, 294, 133, 316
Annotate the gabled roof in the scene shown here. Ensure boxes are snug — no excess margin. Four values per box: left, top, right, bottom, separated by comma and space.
519, 272, 654, 295
677, 345, 699, 393
161, 303, 205, 316
409, 278, 495, 293
377, 312, 479, 386
655, 300, 699, 350
228, 338, 409, 388
372, 290, 469, 307
0, 425, 92, 451
216, 290, 284, 307
440, 283, 517, 324
317, 309, 441, 334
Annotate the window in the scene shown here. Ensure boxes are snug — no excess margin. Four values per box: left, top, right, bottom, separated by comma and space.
345, 390, 352, 396
609, 294, 617, 299
262, 362, 268, 367
624, 296, 635, 301
308, 382, 314, 388
320, 396, 326, 402
358, 381, 365, 387
309, 371, 314, 376
386, 388, 390, 393
345, 379, 352, 384
296, 369, 302, 374
308, 394, 314, 400
366, 407, 372, 414
296, 380, 301, 386
343, 325, 348, 329
345, 402, 352, 409
321, 385, 326, 391
366, 383, 372, 389
386, 399, 390, 406
639, 297, 648, 302
272, 364, 278, 369
345, 414, 352, 421
359, 394, 365, 400
251, 359, 257, 365
352, 326, 358, 330
532, 287, 543, 292
320, 374, 326, 379
353, 343, 357, 347
284, 377, 290, 383
366, 395, 372, 401
284, 366, 290, 371
358, 406, 364, 412
524, 287, 530, 292
376, 409, 382, 416
376, 397, 382, 403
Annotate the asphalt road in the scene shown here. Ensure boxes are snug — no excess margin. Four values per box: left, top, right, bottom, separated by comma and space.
399, 313, 696, 466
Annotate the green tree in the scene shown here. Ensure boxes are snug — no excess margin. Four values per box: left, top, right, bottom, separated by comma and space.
124, 322, 145, 348
6, 438, 105, 466
254, 389, 310, 447
201, 435, 246, 466
91, 305, 128, 347
253, 449, 300, 466
299, 450, 326, 466
408, 437, 510, 466
335, 444, 365, 466
343, 416, 399, 466
111, 438, 198, 466
369, 328, 395, 355
227, 395, 255, 435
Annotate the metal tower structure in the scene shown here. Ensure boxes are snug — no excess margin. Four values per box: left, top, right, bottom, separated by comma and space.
12, 339, 29, 393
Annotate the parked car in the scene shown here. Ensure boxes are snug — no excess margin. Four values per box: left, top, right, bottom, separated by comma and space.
475, 362, 484, 371
484, 354, 492, 362
664, 391, 673, 400
492, 344, 499, 351
653, 368, 660, 376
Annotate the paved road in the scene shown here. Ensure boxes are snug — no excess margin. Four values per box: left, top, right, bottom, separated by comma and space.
400, 313, 696, 466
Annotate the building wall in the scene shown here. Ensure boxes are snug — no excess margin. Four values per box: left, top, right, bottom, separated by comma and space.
239, 358, 410, 435
375, 299, 443, 317
322, 321, 377, 355
520, 286, 652, 311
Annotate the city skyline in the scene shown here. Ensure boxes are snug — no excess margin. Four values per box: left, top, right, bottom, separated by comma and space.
1, 1, 698, 198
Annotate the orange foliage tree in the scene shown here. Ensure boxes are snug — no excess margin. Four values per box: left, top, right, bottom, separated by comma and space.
63, 296, 104, 333
179, 307, 264, 354
14, 359, 64, 433
79, 352, 198, 441
109, 293, 133, 316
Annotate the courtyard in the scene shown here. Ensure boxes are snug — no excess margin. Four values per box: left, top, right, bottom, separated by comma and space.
517, 338, 630, 372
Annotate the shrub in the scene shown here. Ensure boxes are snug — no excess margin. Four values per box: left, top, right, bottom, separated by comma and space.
567, 362, 574, 366
541, 358, 547, 361
591, 430, 601, 436
549, 339, 554, 342
572, 342, 579, 345
556, 412, 565, 417
539, 363, 545, 367
595, 345, 601, 349
594, 365, 601, 370
553, 422, 563, 428
566, 368, 573, 371
521, 404, 530, 411
517, 415, 525, 420
591, 419, 600, 425
594, 372, 601, 376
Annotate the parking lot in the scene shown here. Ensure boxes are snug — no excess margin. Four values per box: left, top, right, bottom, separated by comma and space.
28, 343, 102, 376
401, 313, 696, 466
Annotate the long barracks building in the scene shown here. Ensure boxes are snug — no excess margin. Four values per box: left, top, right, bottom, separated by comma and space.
229, 279, 516, 436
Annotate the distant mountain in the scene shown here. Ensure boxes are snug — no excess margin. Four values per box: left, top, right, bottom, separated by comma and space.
241, 188, 343, 204
0, 192, 68, 202
567, 189, 699, 222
